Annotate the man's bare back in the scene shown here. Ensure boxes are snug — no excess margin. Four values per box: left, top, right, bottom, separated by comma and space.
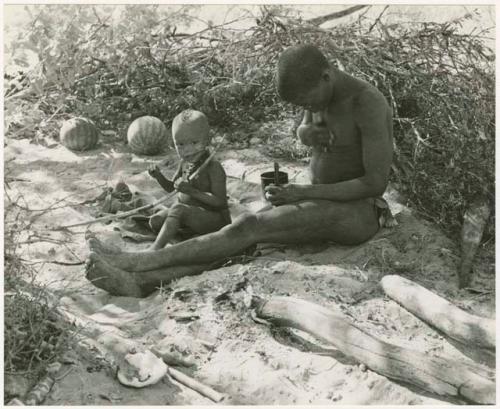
86, 44, 394, 297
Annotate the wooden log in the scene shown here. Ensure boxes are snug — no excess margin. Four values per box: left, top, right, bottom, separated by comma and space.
381, 275, 495, 350
253, 296, 495, 404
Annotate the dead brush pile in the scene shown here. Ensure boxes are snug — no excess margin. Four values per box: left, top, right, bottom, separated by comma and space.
5, 6, 494, 239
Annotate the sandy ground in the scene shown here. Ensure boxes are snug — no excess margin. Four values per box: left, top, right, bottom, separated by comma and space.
4, 133, 495, 405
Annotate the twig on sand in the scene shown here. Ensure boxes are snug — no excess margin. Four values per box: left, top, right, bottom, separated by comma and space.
55, 144, 221, 230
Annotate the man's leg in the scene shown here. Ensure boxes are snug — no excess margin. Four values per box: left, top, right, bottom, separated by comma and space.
90, 198, 378, 272
85, 252, 211, 297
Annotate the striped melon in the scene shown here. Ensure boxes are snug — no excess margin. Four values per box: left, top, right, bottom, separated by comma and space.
127, 116, 168, 155
59, 117, 99, 151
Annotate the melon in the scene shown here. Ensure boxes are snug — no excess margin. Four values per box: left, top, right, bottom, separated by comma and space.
59, 117, 99, 151
127, 116, 168, 155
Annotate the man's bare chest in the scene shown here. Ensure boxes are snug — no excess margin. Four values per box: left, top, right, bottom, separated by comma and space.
314, 100, 359, 145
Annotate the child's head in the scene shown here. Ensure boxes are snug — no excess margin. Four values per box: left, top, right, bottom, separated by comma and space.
276, 45, 331, 110
172, 110, 210, 162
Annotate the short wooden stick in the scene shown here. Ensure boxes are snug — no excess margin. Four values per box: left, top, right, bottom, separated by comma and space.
167, 367, 226, 403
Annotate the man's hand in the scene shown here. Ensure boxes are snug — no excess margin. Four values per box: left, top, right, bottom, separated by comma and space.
148, 165, 163, 180
297, 124, 335, 148
174, 179, 197, 195
264, 184, 304, 206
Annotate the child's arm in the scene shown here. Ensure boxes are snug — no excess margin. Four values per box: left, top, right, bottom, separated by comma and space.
174, 161, 228, 209
148, 165, 175, 192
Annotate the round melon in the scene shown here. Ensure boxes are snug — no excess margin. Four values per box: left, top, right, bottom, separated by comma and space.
127, 116, 168, 155
59, 117, 99, 151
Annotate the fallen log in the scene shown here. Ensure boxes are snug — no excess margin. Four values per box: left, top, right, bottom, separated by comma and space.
253, 295, 495, 404
381, 275, 495, 350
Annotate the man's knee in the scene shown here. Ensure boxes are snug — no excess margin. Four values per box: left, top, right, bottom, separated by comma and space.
229, 212, 259, 235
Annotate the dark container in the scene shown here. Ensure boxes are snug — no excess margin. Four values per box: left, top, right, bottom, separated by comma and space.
260, 170, 289, 201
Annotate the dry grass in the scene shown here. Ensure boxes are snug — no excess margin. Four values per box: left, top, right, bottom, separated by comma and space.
3, 194, 75, 401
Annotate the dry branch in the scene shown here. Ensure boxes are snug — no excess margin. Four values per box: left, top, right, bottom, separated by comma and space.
306, 5, 368, 26
253, 295, 495, 404
380, 275, 495, 350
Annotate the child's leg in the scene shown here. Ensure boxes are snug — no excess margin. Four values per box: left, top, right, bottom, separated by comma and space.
149, 216, 180, 250
180, 206, 230, 236
149, 204, 187, 250
149, 204, 228, 250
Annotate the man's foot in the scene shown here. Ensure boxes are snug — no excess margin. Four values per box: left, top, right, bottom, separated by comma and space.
86, 233, 123, 255
85, 253, 143, 297
86, 233, 145, 271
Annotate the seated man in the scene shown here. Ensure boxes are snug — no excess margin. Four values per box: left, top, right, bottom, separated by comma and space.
86, 44, 393, 297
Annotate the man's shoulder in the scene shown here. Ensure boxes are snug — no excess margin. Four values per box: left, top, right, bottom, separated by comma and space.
355, 83, 388, 106
349, 84, 390, 121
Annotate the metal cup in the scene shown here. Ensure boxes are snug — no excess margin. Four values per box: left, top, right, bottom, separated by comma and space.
260, 170, 289, 202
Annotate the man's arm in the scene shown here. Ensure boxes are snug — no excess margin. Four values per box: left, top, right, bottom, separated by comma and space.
269, 89, 393, 203
297, 110, 334, 147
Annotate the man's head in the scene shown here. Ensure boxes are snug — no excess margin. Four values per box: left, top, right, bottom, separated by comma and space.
172, 109, 210, 162
276, 44, 333, 111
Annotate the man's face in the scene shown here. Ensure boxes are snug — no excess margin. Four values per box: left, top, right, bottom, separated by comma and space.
292, 75, 332, 112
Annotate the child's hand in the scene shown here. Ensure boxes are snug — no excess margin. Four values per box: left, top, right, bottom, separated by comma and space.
174, 179, 196, 194
148, 165, 163, 180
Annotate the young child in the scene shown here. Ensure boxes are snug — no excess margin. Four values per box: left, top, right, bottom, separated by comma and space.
147, 109, 231, 250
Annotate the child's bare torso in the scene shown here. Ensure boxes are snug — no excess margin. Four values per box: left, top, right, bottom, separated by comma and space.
177, 160, 224, 209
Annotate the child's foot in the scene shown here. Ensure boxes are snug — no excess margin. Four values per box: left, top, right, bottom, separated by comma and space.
147, 242, 173, 251
85, 253, 143, 297
149, 214, 165, 233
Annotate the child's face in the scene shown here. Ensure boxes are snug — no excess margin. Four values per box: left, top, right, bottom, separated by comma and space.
173, 129, 208, 163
